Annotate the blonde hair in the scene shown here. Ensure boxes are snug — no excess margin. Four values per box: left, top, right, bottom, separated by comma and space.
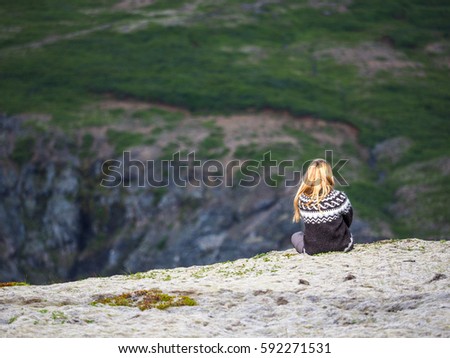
292, 159, 335, 223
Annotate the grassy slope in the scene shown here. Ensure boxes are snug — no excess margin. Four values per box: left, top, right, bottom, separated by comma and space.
0, 0, 449, 238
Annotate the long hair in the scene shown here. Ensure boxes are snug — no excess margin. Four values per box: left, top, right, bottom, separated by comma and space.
292, 159, 335, 223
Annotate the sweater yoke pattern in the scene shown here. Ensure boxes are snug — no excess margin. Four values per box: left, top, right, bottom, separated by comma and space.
299, 190, 351, 225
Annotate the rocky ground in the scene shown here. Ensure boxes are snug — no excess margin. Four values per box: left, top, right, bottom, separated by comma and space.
1, 239, 448, 338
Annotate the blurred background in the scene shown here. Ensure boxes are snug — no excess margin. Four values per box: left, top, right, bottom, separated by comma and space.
0, 0, 449, 284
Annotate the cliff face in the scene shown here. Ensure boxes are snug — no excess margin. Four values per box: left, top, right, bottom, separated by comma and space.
0, 239, 448, 338
0, 112, 382, 284
0, 107, 390, 283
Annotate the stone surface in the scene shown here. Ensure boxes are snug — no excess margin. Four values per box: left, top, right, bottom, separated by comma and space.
0, 239, 448, 338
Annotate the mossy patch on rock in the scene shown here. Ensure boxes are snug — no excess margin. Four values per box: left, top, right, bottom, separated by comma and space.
0, 282, 29, 288
91, 289, 197, 310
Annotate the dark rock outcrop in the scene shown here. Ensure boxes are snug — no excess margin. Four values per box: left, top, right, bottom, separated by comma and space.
0, 115, 380, 284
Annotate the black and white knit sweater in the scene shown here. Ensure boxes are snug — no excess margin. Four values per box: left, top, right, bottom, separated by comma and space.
299, 189, 353, 255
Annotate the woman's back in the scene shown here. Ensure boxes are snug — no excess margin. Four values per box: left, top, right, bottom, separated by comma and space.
291, 158, 354, 255
298, 189, 353, 254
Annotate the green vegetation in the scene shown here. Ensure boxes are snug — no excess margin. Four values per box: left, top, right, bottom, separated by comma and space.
51, 109, 127, 130
80, 133, 94, 159
106, 128, 147, 155
281, 126, 325, 161
132, 108, 184, 128
252, 252, 269, 259
51, 311, 68, 323
345, 181, 395, 221
0, 282, 29, 288
128, 271, 160, 280
91, 289, 197, 310
156, 235, 169, 250
197, 120, 229, 159
8, 316, 18, 324
2, 0, 447, 150
11, 137, 35, 166
152, 187, 168, 206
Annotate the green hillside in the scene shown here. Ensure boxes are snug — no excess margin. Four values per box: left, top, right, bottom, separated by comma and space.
1, 0, 449, 239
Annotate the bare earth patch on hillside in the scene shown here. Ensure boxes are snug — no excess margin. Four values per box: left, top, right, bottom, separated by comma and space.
113, 0, 156, 10
82, 98, 368, 167
0, 24, 112, 56
113, 0, 273, 32
315, 42, 424, 77
0, 239, 448, 337
97, 97, 189, 115
425, 41, 450, 70
307, 0, 352, 13
213, 109, 365, 161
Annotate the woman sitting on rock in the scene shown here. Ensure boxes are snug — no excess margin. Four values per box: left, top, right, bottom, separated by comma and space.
291, 158, 354, 255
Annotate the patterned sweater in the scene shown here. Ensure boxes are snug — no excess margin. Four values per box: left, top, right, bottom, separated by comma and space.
298, 189, 353, 255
